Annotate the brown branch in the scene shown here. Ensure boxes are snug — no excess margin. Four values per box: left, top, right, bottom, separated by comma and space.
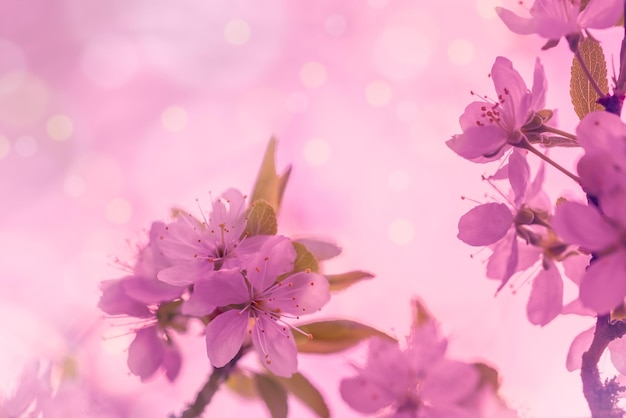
581, 315, 626, 418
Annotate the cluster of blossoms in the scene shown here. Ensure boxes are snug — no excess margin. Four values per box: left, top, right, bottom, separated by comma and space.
340, 300, 517, 418
450, 0, 626, 415
99, 188, 331, 378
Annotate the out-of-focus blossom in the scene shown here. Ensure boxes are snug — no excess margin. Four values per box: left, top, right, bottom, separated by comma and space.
340, 303, 481, 418
189, 235, 330, 377
0, 361, 49, 418
552, 112, 626, 314
99, 222, 187, 382
447, 57, 547, 163
496, 0, 622, 49
157, 189, 267, 286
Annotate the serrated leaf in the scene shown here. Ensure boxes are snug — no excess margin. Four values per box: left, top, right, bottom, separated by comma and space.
274, 372, 329, 418
250, 138, 292, 213
570, 37, 609, 119
247, 200, 278, 236
473, 362, 500, 390
292, 242, 320, 273
325, 271, 374, 292
294, 320, 395, 354
226, 370, 258, 399
411, 298, 433, 327
254, 373, 288, 418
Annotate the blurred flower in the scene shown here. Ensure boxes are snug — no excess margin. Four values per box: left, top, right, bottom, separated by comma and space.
99, 222, 187, 382
340, 301, 481, 418
157, 189, 267, 286
496, 0, 622, 50
447, 57, 547, 163
190, 235, 330, 377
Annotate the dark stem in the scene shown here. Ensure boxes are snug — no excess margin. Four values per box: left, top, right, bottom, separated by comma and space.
581, 315, 626, 418
173, 347, 249, 418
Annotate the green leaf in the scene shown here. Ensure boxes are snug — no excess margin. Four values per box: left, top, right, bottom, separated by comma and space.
411, 298, 433, 327
254, 373, 288, 418
294, 320, 396, 354
472, 362, 501, 390
226, 370, 258, 399
250, 138, 292, 213
247, 200, 278, 236
326, 271, 374, 292
570, 37, 609, 119
292, 242, 319, 273
275, 373, 329, 418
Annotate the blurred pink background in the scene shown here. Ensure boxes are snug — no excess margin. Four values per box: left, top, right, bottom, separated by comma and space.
1, 0, 621, 416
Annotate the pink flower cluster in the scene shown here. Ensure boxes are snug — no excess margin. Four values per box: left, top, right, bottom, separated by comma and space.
99, 189, 331, 379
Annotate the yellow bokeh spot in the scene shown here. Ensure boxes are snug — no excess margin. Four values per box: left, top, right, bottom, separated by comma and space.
304, 139, 331, 166
46, 114, 73, 141
0, 135, 9, 160
105, 197, 132, 224
448, 39, 475, 66
161, 106, 189, 133
365, 81, 392, 107
224, 19, 251, 46
388, 219, 415, 245
299, 62, 327, 88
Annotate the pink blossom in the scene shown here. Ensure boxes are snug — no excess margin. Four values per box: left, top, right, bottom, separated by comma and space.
0, 361, 49, 418
458, 151, 548, 288
447, 57, 547, 163
156, 189, 267, 286
98, 222, 187, 382
552, 202, 626, 313
340, 315, 479, 417
496, 0, 622, 49
191, 235, 330, 377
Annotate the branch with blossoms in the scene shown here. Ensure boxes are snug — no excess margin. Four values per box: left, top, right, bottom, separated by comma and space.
450, 0, 626, 417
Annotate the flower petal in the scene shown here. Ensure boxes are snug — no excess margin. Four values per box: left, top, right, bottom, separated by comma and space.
339, 375, 395, 414
526, 260, 563, 326
578, 0, 623, 29
157, 262, 212, 286
496, 7, 539, 35
122, 276, 185, 305
421, 359, 479, 404
251, 315, 298, 377
508, 150, 530, 207
245, 235, 296, 292
609, 337, 626, 375
580, 253, 626, 314
266, 272, 330, 316
205, 310, 249, 367
163, 344, 182, 382
446, 125, 507, 162
127, 327, 164, 381
457, 203, 513, 246
98, 279, 151, 318
552, 202, 619, 252
566, 326, 595, 371
193, 269, 248, 307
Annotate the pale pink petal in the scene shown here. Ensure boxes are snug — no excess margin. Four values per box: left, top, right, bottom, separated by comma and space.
421, 360, 479, 404
552, 202, 619, 251
486, 230, 517, 281
3, 360, 41, 415
578, 0, 623, 29
98, 279, 151, 318
122, 276, 185, 305
530, 57, 547, 109
157, 262, 213, 286
496, 7, 539, 35
446, 126, 507, 162
576, 111, 626, 154
563, 253, 592, 285
205, 310, 248, 367
508, 150, 530, 207
609, 337, 626, 375
181, 290, 216, 317
193, 269, 248, 307
457, 203, 513, 246
163, 344, 182, 382
339, 375, 395, 413
157, 212, 205, 262
251, 316, 298, 377
566, 326, 595, 371
562, 298, 596, 316
580, 253, 626, 314
294, 237, 342, 261
491, 57, 530, 130
266, 272, 330, 316
127, 327, 164, 381
526, 261, 563, 326
245, 236, 296, 291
